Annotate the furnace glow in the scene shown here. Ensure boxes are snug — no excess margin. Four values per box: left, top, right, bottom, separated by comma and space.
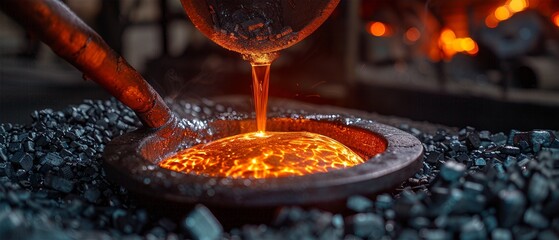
159, 131, 365, 178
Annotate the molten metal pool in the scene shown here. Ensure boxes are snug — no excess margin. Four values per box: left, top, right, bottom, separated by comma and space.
159, 130, 368, 179
103, 97, 421, 208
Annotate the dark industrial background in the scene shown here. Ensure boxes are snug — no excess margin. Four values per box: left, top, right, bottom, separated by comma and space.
1, 0, 558, 131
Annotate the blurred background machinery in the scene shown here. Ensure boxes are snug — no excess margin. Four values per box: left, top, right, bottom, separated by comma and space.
1, 0, 558, 131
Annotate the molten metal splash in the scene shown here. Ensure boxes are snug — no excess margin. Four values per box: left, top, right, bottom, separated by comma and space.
159, 131, 365, 178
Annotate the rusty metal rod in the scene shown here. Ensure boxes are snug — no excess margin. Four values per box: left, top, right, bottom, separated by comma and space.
0, 0, 172, 128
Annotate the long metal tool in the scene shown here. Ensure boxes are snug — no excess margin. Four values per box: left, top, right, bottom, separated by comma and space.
0, 0, 173, 128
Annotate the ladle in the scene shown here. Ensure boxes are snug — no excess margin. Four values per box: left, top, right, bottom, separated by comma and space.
180, 0, 340, 63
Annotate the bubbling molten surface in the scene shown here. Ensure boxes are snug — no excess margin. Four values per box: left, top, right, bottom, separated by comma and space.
159, 131, 365, 178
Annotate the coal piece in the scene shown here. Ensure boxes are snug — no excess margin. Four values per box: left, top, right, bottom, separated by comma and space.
523, 208, 549, 229
0, 147, 8, 162
492, 228, 512, 240
41, 153, 64, 167
497, 189, 526, 228
44, 175, 74, 193
182, 205, 222, 240
345, 213, 384, 239
347, 195, 374, 213
440, 161, 466, 182
527, 173, 549, 204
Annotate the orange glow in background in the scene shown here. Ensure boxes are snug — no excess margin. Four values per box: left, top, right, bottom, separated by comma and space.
159, 131, 365, 179
362, 0, 559, 62
494, 6, 512, 21
405, 27, 421, 42
368, 22, 390, 37
486, 0, 529, 28
438, 28, 479, 59
553, 12, 559, 27
508, 0, 529, 12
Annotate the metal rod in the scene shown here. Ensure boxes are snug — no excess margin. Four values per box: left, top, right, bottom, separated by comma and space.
0, 0, 173, 128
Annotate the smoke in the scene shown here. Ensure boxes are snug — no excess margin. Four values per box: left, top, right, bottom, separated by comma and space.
161, 68, 222, 102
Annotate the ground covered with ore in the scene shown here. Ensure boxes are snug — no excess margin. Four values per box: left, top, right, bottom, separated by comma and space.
0, 98, 558, 239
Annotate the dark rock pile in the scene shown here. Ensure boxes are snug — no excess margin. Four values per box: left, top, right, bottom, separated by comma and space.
0, 99, 558, 239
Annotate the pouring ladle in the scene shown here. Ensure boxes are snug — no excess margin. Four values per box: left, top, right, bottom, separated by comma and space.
180, 0, 340, 63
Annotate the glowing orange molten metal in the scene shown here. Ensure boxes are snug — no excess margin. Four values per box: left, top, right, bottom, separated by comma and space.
159, 131, 365, 178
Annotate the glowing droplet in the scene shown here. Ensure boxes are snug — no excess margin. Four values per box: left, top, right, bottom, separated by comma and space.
369, 22, 387, 37
485, 15, 499, 28
460, 38, 476, 52
466, 42, 479, 55
440, 29, 456, 44
405, 27, 421, 42
553, 12, 559, 27
508, 0, 527, 13
495, 6, 511, 21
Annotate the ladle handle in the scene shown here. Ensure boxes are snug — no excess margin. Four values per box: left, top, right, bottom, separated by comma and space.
0, 0, 172, 129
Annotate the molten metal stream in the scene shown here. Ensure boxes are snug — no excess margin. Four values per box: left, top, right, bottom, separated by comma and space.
252, 63, 271, 132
